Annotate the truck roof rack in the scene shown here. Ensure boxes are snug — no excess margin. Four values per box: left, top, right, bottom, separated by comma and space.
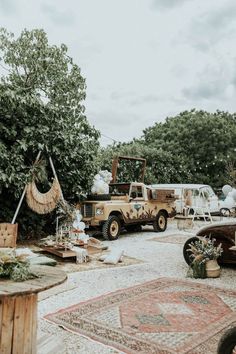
111, 156, 146, 183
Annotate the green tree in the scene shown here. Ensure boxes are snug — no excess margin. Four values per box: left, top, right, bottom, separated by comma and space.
99, 109, 236, 189
143, 110, 236, 188
0, 28, 100, 237
98, 140, 192, 184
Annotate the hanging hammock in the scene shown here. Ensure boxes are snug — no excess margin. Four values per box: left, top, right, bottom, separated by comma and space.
26, 178, 61, 214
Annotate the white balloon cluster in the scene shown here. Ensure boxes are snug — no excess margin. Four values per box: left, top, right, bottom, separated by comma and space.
91, 170, 113, 195
221, 184, 236, 209
71, 210, 89, 242
72, 210, 85, 231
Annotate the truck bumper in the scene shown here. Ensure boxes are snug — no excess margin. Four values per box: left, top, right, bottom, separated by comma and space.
83, 218, 101, 227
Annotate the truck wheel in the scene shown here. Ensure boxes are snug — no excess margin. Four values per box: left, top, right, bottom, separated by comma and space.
217, 327, 236, 354
153, 211, 167, 232
102, 216, 121, 240
183, 236, 199, 265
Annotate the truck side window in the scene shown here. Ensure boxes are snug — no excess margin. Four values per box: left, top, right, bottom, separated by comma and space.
131, 186, 143, 199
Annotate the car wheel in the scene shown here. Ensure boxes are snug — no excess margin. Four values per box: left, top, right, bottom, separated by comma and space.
153, 211, 167, 232
220, 208, 231, 217
126, 224, 142, 233
183, 236, 199, 265
102, 216, 121, 240
217, 327, 236, 354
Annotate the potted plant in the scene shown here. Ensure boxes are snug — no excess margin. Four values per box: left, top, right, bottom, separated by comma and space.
187, 236, 223, 278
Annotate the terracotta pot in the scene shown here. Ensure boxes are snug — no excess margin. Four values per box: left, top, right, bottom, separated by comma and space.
206, 259, 221, 278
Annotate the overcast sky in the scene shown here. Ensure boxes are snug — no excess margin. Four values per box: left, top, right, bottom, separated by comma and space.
0, 0, 236, 145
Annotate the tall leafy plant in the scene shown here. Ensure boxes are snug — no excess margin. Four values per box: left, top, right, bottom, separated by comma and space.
0, 28, 100, 237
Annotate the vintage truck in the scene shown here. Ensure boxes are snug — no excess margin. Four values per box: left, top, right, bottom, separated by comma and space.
79, 181, 176, 240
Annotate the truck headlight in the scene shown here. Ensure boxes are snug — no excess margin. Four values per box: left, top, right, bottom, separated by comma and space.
96, 208, 104, 215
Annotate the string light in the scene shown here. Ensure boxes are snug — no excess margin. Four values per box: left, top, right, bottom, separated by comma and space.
100, 133, 119, 143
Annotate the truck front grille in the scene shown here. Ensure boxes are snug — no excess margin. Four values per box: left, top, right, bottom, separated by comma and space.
82, 203, 94, 217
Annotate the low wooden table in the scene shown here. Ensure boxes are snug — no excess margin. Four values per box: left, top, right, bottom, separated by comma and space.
40, 245, 77, 258
0, 266, 67, 354
40, 244, 105, 258
175, 215, 194, 230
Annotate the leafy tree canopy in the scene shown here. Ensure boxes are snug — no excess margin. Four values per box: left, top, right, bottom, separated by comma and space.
99, 110, 236, 188
0, 28, 100, 236
142, 109, 236, 187
98, 140, 192, 185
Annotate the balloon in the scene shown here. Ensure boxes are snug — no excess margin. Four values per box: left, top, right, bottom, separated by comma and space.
222, 185, 232, 196
79, 233, 89, 243
223, 196, 235, 209
91, 170, 112, 194
230, 189, 236, 201
78, 222, 85, 230
72, 220, 80, 229
91, 186, 96, 194
75, 210, 82, 221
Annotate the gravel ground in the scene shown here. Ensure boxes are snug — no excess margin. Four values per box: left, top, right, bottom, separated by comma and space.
38, 218, 236, 354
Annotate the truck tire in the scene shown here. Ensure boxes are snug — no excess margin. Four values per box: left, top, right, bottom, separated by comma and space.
183, 236, 199, 265
102, 216, 121, 240
217, 327, 236, 354
153, 211, 167, 232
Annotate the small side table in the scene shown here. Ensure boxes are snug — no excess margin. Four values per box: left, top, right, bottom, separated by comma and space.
175, 215, 194, 230
0, 266, 67, 354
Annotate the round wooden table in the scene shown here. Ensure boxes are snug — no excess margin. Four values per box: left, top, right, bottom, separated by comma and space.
0, 266, 67, 354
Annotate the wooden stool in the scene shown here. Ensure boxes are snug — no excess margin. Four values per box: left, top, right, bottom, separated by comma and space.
0, 266, 67, 354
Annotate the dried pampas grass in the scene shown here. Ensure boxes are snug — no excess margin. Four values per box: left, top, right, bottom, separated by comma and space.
26, 178, 61, 214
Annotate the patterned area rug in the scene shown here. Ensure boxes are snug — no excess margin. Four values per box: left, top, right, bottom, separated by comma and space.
45, 278, 236, 354
56, 255, 143, 273
149, 234, 192, 244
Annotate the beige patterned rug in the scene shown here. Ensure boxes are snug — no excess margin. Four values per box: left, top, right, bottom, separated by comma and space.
54, 254, 143, 273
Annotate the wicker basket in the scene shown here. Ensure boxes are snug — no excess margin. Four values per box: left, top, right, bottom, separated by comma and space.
206, 260, 221, 278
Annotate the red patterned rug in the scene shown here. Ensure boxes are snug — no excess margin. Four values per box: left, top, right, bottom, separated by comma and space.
45, 278, 236, 354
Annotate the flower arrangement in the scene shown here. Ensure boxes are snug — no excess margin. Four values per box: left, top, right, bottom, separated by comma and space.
187, 236, 223, 278
56, 199, 77, 226
0, 250, 38, 282
39, 199, 87, 250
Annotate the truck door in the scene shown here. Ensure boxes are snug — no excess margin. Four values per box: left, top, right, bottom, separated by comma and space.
129, 185, 148, 221
200, 186, 219, 213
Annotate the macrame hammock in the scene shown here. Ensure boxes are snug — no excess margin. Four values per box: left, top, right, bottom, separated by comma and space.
11, 151, 64, 223
26, 178, 61, 215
